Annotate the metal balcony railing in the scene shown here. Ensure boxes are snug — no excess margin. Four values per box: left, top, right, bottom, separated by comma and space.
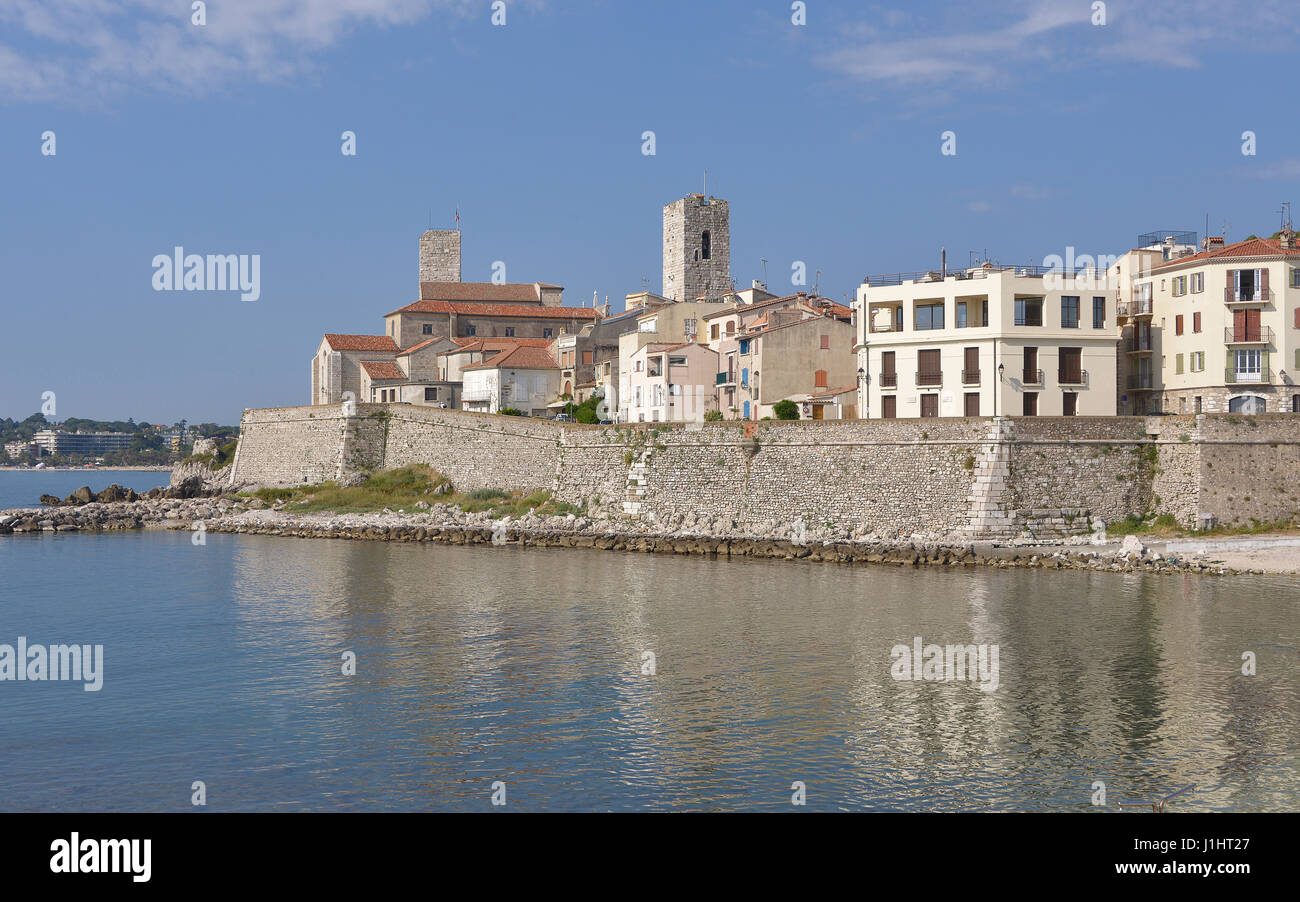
1022, 368, 1044, 385
961, 369, 981, 385
1058, 369, 1088, 387
1225, 368, 1271, 384
1224, 325, 1273, 344
870, 321, 903, 333
916, 371, 943, 387
1127, 374, 1153, 390
879, 372, 898, 388
1225, 287, 1270, 303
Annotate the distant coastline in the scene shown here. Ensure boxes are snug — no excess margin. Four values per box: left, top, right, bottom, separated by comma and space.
0, 465, 172, 472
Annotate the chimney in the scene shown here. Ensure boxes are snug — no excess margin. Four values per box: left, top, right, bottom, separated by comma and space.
941, 247, 947, 279
1280, 228, 1296, 251
1207, 236, 1225, 250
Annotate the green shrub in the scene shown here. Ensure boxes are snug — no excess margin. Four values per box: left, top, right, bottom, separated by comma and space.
704, 410, 723, 421
773, 400, 799, 420
499, 408, 524, 416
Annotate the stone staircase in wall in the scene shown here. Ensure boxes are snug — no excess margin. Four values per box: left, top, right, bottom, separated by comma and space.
966, 417, 1016, 537
622, 449, 653, 518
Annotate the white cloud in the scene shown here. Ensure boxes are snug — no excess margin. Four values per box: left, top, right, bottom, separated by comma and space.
0, 0, 532, 103
817, 0, 1300, 92
1246, 158, 1300, 181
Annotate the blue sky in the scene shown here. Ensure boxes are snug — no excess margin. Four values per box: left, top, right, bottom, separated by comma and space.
2, 0, 1297, 425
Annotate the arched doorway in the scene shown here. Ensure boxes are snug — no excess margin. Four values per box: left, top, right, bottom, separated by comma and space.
1228, 395, 1267, 414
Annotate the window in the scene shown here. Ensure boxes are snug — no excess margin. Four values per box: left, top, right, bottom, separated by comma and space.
1195, 396, 1202, 413
1233, 349, 1262, 381
463, 325, 476, 336
1193, 312, 1201, 333
684, 318, 697, 337
880, 351, 897, 387
1023, 392, 1038, 416
915, 303, 944, 330
963, 347, 980, 384
1172, 276, 1187, 297
1292, 268, 1300, 289
1058, 348, 1082, 384
820, 334, 830, 350
738, 339, 751, 354
504, 327, 515, 337
1092, 297, 1105, 329
1190, 351, 1204, 372
1062, 392, 1078, 416
814, 369, 828, 388
956, 299, 989, 327
422, 324, 433, 335
425, 387, 438, 401
726, 321, 736, 335
701, 231, 711, 261
1061, 296, 1080, 328
956, 302, 967, 328
543, 328, 553, 339
741, 367, 749, 387
634, 386, 642, 406
1014, 297, 1043, 326
634, 359, 643, 373
1175, 315, 1184, 335
639, 317, 657, 333
917, 349, 942, 386
668, 355, 686, 366
882, 396, 897, 419
710, 323, 719, 340
1175, 353, 1184, 375
1191, 272, 1204, 293
1023, 347, 1039, 383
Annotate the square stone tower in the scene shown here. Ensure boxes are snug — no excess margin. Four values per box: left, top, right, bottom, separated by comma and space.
662, 194, 730, 301
419, 230, 461, 285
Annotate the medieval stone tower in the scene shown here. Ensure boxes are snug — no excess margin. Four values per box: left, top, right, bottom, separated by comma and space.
419, 229, 462, 284
662, 194, 730, 301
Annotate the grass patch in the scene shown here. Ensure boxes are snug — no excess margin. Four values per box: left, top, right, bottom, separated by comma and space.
250, 466, 581, 517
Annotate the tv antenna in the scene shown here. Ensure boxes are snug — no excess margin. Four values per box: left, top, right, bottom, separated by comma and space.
760, 257, 768, 288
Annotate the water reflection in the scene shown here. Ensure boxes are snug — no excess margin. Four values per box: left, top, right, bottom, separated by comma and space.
0, 531, 1295, 811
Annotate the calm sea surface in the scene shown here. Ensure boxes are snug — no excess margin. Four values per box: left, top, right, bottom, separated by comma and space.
0, 531, 1296, 811
0, 469, 169, 511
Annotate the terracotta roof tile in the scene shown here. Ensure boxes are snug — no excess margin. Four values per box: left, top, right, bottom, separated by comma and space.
361, 361, 406, 380
1152, 235, 1300, 270
396, 337, 447, 355
418, 282, 546, 303
461, 345, 559, 371
323, 334, 399, 352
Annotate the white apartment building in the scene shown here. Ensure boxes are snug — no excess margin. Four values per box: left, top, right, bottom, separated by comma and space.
624, 341, 719, 423
855, 263, 1119, 418
460, 345, 560, 416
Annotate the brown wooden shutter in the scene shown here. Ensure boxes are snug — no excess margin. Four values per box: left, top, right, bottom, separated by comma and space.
1260, 267, 1270, 298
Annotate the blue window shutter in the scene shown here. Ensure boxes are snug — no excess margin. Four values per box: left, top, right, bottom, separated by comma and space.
743, 400, 750, 418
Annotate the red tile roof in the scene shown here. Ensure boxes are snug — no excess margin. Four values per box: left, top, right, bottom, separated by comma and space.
388, 299, 599, 319
461, 345, 559, 371
1152, 235, 1300, 270
323, 334, 399, 352
361, 361, 406, 381
396, 337, 447, 356
440, 337, 552, 356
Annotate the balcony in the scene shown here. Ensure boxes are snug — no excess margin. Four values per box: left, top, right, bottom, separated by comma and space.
1022, 368, 1044, 386
1224, 325, 1273, 344
1127, 374, 1153, 390
961, 369, 981, 385
1119, 297, 1153, 318
870, 320, 904, 334
1225, 368, 1271, 385
1058, 369, 1088, 387
916, 371, 943, 387
1225, 287, 1270, 304
461, 388, 494, 402
880, 372, 898, 388
716, 372, 736, 386
1126, 337, 1154, 354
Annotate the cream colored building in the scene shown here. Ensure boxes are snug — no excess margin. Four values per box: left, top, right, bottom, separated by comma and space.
615, 300, 720, 422
625, 341, 720, 423
1127, 229, 1300, 414
855, 264, 1119, 418
460, 344, 561, 416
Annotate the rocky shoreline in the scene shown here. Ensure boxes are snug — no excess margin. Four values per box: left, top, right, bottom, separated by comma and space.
0, 487, 1252, 575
